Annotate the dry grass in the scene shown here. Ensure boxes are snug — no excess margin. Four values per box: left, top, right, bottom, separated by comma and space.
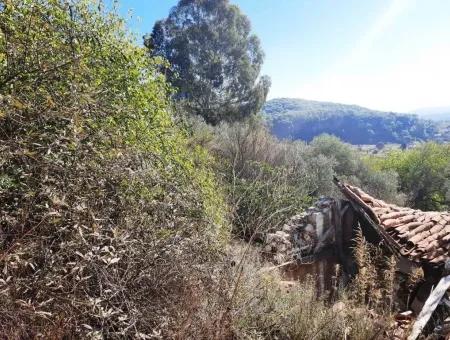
352, 228, 399, 313
226, 242, 390, 340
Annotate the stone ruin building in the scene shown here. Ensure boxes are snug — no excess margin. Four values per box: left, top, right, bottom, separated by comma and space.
265, 178, 450, 340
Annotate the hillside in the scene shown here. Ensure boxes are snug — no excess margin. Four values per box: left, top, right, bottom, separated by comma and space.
262, 98, 438, 145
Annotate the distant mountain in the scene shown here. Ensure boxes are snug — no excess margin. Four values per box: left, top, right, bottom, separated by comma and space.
261, 98, 438, 145
411, 107, 450, 122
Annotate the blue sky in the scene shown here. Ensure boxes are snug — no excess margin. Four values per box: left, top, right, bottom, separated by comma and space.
116, 0, 450, 113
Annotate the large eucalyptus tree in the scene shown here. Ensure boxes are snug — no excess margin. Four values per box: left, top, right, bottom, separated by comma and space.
145, 0, 271, 124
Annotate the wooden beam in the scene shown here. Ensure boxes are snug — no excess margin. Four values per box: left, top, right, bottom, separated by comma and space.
350, 201, 402, 257
408, 275, 450, 340
333, 200, 349, 275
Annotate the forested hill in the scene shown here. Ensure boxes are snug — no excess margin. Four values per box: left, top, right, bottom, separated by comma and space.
262, 98, 438, 145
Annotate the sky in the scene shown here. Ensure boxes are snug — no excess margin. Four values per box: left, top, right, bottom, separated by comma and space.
115, 0, 450, 113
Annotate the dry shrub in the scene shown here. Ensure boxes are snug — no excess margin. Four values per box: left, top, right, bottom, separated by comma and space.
211, 118, 317, 239
0, 1, 227, 338
353, 228, 398, 313
227, 242, 388, 340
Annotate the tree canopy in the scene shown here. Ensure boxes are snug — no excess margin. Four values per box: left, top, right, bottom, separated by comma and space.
144, 0, 270, 125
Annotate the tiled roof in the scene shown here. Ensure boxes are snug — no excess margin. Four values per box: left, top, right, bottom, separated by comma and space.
337, 181, 450, 266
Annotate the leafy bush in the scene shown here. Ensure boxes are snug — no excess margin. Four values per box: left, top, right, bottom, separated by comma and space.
366, 142, 450, 210
210, 119, 402, 239
212, 118, 313, 239
309, 135, 403, 204
0, 1, 227, 337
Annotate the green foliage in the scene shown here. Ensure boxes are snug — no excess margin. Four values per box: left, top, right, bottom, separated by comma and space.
145, 0, 271, 125
0, 0, 227, 337
366, 142, 450, 210
262, 98, 437, 145
309, 134, 402, 203
310, 134, 362, 177
210, 119, 402, 239
212, 118, 313, 239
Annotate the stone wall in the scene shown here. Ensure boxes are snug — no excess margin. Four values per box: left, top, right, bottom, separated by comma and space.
264, 197, 337, 264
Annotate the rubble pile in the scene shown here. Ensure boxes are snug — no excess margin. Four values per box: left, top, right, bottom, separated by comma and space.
264, 197, 336, 264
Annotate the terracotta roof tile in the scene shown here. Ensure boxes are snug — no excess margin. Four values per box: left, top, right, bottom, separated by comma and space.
337, 182, 449, 266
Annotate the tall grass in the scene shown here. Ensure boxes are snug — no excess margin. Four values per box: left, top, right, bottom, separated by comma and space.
353, 228, 398, 313
227, 242, 390, 340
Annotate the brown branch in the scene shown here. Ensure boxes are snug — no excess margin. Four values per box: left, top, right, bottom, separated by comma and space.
0, 214, 51, 263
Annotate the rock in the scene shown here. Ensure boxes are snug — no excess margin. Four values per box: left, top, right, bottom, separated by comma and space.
266, 234, 275, 244
305, 224, 315, 233
279, 280, 297, 293
275, 230, 290, 240
263, 244, 273, 253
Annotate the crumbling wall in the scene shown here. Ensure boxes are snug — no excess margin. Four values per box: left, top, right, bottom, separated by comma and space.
264, 197, 341, 294
265, 197, 337, 264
